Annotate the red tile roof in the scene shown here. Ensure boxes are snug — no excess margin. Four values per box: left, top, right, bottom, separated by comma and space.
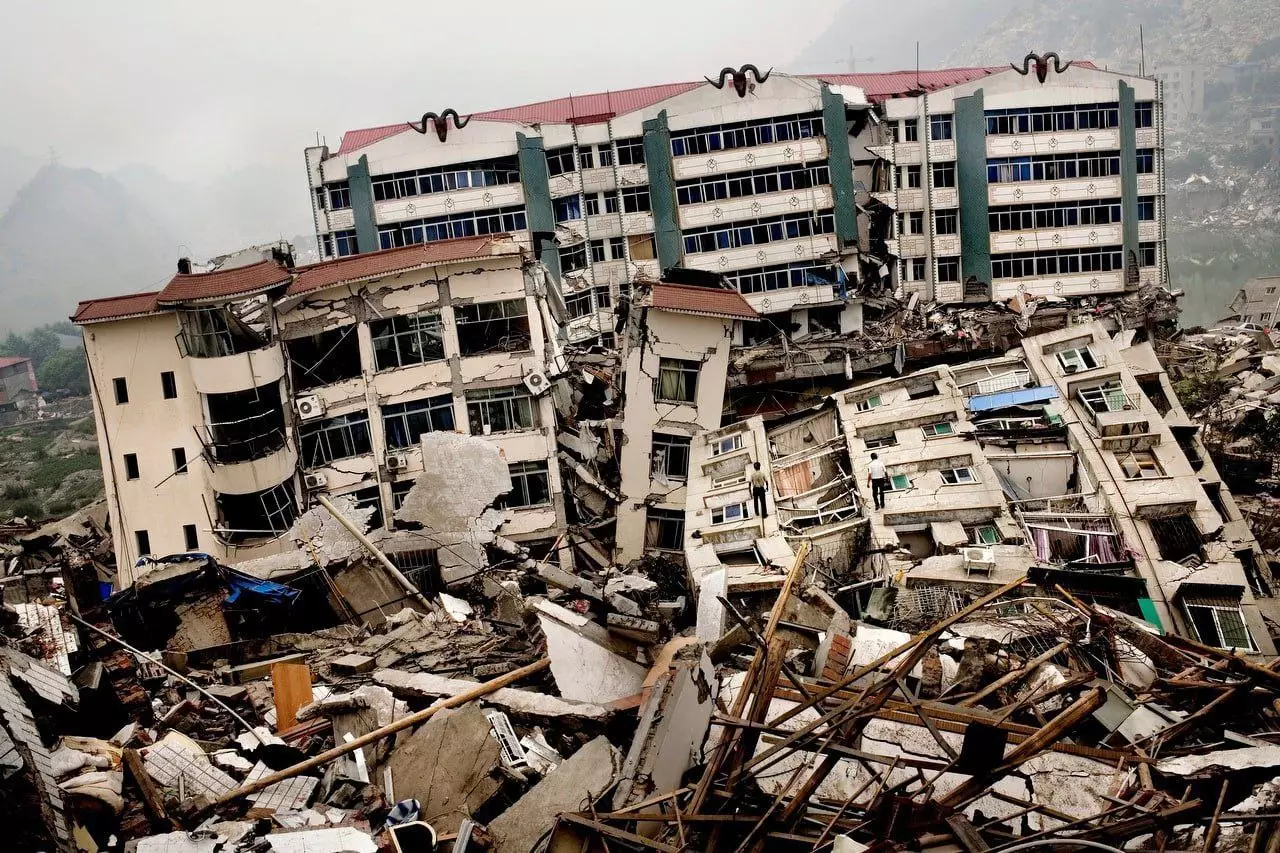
0, 356, 31, 369
332, 66, 1069, 155
651, 282, 758, 320
288, 235, 510, 296
71, 291, 162, 325
157, 259, 292, 306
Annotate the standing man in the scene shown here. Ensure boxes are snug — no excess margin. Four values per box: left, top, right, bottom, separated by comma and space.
749, 461, 770, 519
868, 452, 888, 511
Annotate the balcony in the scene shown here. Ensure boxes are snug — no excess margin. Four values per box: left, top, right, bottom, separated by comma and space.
1076, 386, 1151, 437
198, 410, 297, 495
671, 137, 828, 182
989, 224, 1123, 254
740, 282, 840, 316
683, 235, 838, 274
326, 208, 355, 231
989, 176, 1121, 207
678, 187, 834, 230
986, 129, 1121, 159
185, 343, 285, 396
374, 183, 524, 225
990, 270, 1124, 301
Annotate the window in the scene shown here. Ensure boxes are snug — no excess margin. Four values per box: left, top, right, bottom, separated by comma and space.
711, 433, 744, 456
134, 530, 151, 557
645, 507, 684, 551
621, 187, 651, 213
546, 146, 576, 177
172, 447, 188, 474
935, 210, 958, 235
390, 479, 415, 511
864, 433, 898, 450
921, 421, 954, 438
123, 453, 140, 481
1056, 346, 1099, 372
334, 230, 359, 257
503, 461, 551, 508
378, 207, 529, 250
988, 198, 1122, 232
301, 412, 372, 467
454, 299, 531, 355
560, 242, 589, 275
347, 486, 385, 531
937, 257, 960, 282
932, 162, 956, 188
287, 325, 362, 389
554, 195, 582, 222
684, 210, 836, 255
616, 138, 645, 166
1135, 102, 1154, 128
597, 144, 615, 167
669, 113, 824, 156
992, 246, 1125, 280
382, 394, 456, 449
161, 371, 177, 399
711, 502, 751, 524
930, 114, 953, 140
1136, 149, 1155, 174
854, 394, 882, 412
1119, 450, 1163, 479
900, 119, 919, 142
886, 473, 912, 491
899, 211, 924, 235
985, 102, 1121, 135
651, 433, 692, 481
113, 377, 129, 405
1263, 312, 1273, 322
675, 162, 832, 206
1139, 242, 1157, 267
1079, 381, 1129, 414
940, 467, 977, 485
909, 258, 926, 281
1138, 196, 1155, 221
183, 523, 199, 551
1184, 595, 1256, 651
968, 524, 1001, 545
628, 234, 657, 261
328, 181, 351, 210
467, 386, 537, 434
583, 194, 601, 217
1267, 287, 1277, 295
899, 165, 922, 188
577, 147, 594, 169
370, 311, 445, 370
657, 358, 700, 404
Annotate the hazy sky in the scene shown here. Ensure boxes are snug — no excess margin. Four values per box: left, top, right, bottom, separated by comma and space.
2, 0, 846, 180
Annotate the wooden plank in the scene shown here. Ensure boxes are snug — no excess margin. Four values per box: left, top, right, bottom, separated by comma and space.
123, 747, 174, 830
271, 662, 313, 731
225, 652, 306, 684
945, 814, 990, 852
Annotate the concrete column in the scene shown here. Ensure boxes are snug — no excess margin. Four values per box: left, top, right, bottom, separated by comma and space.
821, 85, 859, 248
346, 155, 378, 255
955, 89, 992, 288
641, 111, 682, 272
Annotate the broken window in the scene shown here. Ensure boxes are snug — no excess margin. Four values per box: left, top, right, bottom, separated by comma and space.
645, 507, 684, 551
370, 310, 445, 371
172, 447, 187, 474
940, 467, 977, 485
287, 325, 362, 390
929, 114, 953, 140
545, 146, 576, 177
1183, 594, 1256, 651
124, 453, 140, 481
1118, 450, 1163, 480
113, 377, 129, 405
854, 394, 882, 412
390, 548, 439, 592
502, 461, 551, 508
466, 386, 537, 434
135, 530, 151, 557
1148, 514, 1204, 563
390, 478, 415, 511
215, 482, 297, 543
932, 162, 956, 188
1078, 381, 1132, 414
1056, 346, 1099, 373
183, 524, 198, 551
937, 257, 960, 282
656, 358, 700, 404
651, 433, 691, 482
178, 306, 268, 358
204, 383, 286, 463
621, 187, 651, 213
349, 485, 384, 530
616, 138, 645, 165
628, 234, 656, 260
864, 433, 897, 450
161, 371, 177, 399
455, 299, 531, 355
935, 210, 958, 235
1024, 515, 1124, 564
967, 523, 1002, 545
300, 412, 372, 467
553, 195, 582, 223
382, 394, 455, 449
564, 288, 594, 319
921, 421, 954, 438
899, 165, 922, 189
711, 502, 751, 524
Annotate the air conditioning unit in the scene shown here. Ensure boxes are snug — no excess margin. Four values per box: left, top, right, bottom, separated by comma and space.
302, 472, 327, 490
523, 370, 551, 396
295, 394, 325, 420
962, 546, 996, 576
386, 453, 408, 472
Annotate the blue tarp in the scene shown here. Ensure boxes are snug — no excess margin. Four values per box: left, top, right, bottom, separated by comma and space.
223, 567, 301, 609
967, 385, 1059, 413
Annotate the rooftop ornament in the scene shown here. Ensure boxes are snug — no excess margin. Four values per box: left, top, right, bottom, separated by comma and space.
1012, 51, 1072, 84
705, 64, 772, 98
410, 109, 471, 142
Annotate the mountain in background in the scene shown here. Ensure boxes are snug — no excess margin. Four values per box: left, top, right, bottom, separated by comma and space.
0, 146, 45, 217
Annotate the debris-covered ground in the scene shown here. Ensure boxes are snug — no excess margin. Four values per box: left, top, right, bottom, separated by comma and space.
5, 473, 1280, 852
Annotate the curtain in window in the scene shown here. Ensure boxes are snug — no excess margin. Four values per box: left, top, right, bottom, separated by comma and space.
659, 367, 686, 401
773, 462, 813, 497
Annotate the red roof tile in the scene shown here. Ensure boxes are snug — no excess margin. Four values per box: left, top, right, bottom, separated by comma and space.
472, 82, 703, 125
288, 236, 509, 296
157, 259, 292, 306
71, 291, 162, 325
0, 356, 31, 369
335, 122, 414, 155
651, 283, 758, 320
815, 67, 1005, 102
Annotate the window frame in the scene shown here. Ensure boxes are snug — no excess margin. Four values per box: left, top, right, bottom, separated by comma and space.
370, 310, 446, 371
1184, 599, 1257, 651
651, 433, 692, 482
940, 466, 977, 485
1118, 449, 1164, 480
656, 357, 700, 404
172, 447, 188, 474
381, 394, 456, 450
645, 507, 684, 551
300, 412, 374, 468
466, 385, 538, 435
161, 371, 177, 400
921, 421, 955, 438
711, 502, 752, 525
1056, 346, 1099, 372
503, 460, 552, 509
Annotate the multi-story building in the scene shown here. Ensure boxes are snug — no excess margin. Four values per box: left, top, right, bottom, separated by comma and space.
1158, 64, 1207, 125
0, 356, 38, 416
1223, 274, 1280, 328
869, 58, 1167, 305
72, 236, 567, 584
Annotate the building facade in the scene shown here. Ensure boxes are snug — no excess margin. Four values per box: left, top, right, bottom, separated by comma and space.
1224, 275, 1280, 328
73, 237, 567, 583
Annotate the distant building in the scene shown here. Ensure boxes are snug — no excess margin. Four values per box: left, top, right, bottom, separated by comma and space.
1224, 275, 1280, 328
1157, 64, 1207, 125
0, 355, 38, 415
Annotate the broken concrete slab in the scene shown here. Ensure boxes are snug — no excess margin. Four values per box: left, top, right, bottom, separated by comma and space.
329, 654, 376, 676
534, 599, 647, 703
488, 735, 620, 853
396, 432, 512, 530
374, 668, 614, 722
383, 704, 502, 834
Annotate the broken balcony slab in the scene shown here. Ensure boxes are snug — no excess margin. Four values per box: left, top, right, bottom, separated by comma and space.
533, 599, 648, 703
373, 668, 614, 722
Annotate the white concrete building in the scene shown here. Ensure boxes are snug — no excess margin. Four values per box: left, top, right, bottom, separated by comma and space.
73, 237, 567, 585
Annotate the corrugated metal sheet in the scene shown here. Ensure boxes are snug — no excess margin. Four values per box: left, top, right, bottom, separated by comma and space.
968, 385, 1059, 413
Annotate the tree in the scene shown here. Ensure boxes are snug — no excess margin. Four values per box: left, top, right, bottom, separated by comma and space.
0, 326, 63, 370
36, 347, 89, 394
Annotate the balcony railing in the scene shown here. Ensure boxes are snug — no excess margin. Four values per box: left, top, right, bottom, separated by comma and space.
198, 410, 288, 464
1077, 386, 1142, 421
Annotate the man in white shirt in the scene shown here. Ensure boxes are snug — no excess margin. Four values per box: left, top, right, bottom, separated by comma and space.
867, 452, 888, 510
749, 462, 770, 519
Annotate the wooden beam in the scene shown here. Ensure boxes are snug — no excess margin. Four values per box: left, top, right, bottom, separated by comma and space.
123, 747, 174, 831
960, 640, 1071, 707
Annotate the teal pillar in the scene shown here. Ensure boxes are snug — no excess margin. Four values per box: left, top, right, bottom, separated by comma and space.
821, 85, 859, 248
642, 110, 682, 273
346, 155, 378, 255
517, 133, 560, 281
954, 89, 992, 286
1118, 81, 1139, 277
